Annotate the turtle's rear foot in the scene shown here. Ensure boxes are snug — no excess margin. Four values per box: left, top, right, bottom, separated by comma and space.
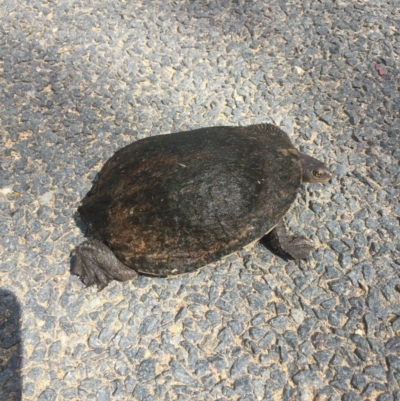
71, 239, 137, 290
262, 221, 315, 260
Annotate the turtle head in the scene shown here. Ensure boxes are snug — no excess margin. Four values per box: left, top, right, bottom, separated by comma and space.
298, 152, 333, 183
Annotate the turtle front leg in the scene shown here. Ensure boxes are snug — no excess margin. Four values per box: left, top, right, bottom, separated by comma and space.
71, 239, 137, 290
262, 221, 315, 260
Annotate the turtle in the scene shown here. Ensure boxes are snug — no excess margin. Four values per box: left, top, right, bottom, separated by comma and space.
71, 124, 332, 290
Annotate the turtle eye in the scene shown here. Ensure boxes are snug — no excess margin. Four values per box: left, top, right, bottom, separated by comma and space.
313, 170, 322, 178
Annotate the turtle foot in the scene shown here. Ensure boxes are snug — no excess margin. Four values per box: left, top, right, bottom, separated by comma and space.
71, 239, 137, 290
262, 221, 315, 260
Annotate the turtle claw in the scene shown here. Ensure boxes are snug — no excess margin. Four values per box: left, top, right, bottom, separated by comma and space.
277, 235, 315, 259
71, 239, 138, 290
71, 240, 114, 290
262, 221, 314, 260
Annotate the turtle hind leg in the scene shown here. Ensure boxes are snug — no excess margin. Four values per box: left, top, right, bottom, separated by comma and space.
262, 221, 315, 260
71, 239, 137, 290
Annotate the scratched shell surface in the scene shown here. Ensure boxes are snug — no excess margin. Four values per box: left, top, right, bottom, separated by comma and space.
78, 124, 302, 275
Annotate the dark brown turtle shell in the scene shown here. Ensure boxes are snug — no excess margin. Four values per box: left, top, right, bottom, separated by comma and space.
78, 124, 302, 276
